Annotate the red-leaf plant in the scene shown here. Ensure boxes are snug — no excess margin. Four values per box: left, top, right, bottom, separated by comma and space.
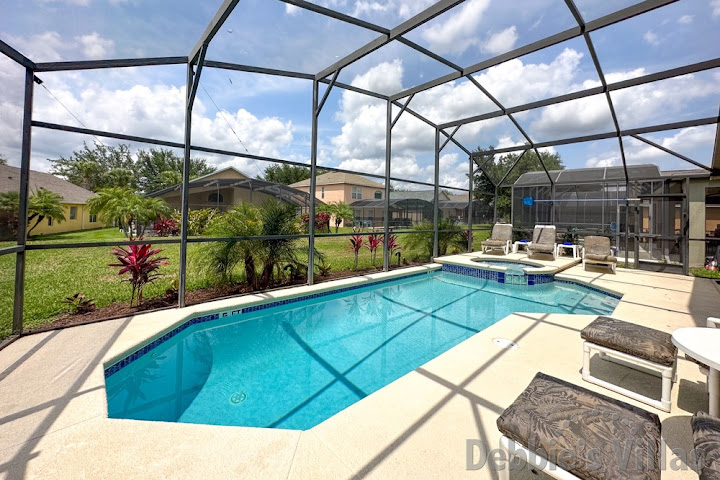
366, 234, 383, 266
153, 218, 178, 237
348, 234, 363, 270
109, 237, 169, 307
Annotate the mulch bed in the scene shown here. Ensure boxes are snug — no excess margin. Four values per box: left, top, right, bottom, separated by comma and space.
30, 261, 429, 333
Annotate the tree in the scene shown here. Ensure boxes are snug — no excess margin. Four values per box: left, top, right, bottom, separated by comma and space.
327, 201, 353, 232
50, 142, 137, 191
260, 164, 329, 185
28, 189, 66, 233
88, 187, 171, 236
0, 153, 8, 165
135, 148, 216, 193
472, 146, 564, 221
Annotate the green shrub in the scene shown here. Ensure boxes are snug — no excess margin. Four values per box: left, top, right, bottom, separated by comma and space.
690, 267, 720, 279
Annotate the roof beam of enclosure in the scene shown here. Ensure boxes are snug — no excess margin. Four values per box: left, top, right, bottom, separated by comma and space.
439, 57, 720, 130
34, 57, 188, 72
315, 0, 467, 80
32, 120, 465, 190
277, 0, 389, 35
631, 134, 714, 172
0, 38, 36, 70
390, 0, 676, 102
189, 0, 240, 63
564, 0, 629, 183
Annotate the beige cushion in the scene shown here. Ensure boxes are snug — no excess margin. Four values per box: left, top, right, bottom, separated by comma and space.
585, 253, 617, 263
692, 412, 720, 480
581, 316, 676, 366
528, 243, 554, 253
482, 239, 508, 247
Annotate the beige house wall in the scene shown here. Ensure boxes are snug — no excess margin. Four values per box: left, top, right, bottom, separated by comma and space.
30, 203, 101, 236
688, 177, 720, 266
160, 187, 281, 212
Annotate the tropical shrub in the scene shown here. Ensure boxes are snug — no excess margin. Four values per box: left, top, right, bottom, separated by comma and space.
300, 211, 331, 233
387, 234, 401, 264
183, 208, 218, 236
402, 217, 463, 258
0, 189, 67, 236
89, 187, 171, 236
62, 293, 96, 314
257, 199, 304, 289
109, 238, 168, 307
327, 201, 354, 233
153, 218, 179, 237
349, 234, 363, 270
366, 234, 383, 266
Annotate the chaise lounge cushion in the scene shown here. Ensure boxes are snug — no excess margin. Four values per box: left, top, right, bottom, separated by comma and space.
581, 316, 676, 367
497, 372, 661, 480
692, 412, 720, 480
528, 243, 554, 253
482, 239, 509, 247
585, 253, 617, 263
481, 224, 512, 248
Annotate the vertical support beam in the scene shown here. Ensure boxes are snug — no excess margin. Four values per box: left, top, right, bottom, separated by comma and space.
683, 176, 690, 276
493, 187, 499, 224
308, 79, 319, 284
467, 155, 473, 252
383, 99, 392, 271
178, 62, 194, 307
433, 128, 440, 259
12, 68, 34, 335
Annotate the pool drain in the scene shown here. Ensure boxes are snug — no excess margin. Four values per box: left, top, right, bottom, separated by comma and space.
230, 392, 247, 405
493, 338, 518, 349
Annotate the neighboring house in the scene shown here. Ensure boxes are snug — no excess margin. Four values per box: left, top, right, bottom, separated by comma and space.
290, 172, 385, 226
0, 164, 98, 236
147, 167, 315, 212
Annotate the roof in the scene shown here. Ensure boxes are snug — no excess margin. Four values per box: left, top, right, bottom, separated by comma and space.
514, 164, 663, 187
290, 171, 384, 188
389, 190, 451, 202
0, 164, 95, 204
147, 175, 317, 207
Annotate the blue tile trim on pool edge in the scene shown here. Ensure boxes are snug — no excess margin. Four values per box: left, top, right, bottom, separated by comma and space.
440, 264, 622, 300
104, 270, 432, 378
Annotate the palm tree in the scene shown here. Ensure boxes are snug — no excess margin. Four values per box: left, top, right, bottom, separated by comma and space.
258, 199, 303, 289
28, 189, 66, 233
328, 201, 354, 232
89, 187, 171, 236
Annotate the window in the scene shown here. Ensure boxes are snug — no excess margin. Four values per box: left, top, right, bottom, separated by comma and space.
352, 187, 362, 200
321, 187, 325, 199
69, 206, 77, 220
208, 192, 223, 203
374, 191, 382, 199
89, 214, 97, 223
47, 217, 53, 226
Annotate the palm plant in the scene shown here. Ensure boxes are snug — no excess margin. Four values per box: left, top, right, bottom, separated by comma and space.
258, 199, 303, 289
197, 203, 262, 285
89, 187, 171, 236
402, 217, 463, 258
28, 189, 66, 234
328, 201, 354, 233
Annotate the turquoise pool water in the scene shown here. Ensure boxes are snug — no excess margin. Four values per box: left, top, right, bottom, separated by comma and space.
105, 271, 619, 430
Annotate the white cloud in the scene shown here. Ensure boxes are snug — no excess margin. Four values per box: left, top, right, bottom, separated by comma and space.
678, 14, 694, 24
76, 32, 115, 60
420, 0, 491, 55
4, 31, 69, 62
482, 26, 518, 55
712, 0, 720, 17
285, 4, 301, 15
643, 30, 660, 46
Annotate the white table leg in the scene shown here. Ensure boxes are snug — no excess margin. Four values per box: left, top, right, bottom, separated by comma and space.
709, 367, 719, 417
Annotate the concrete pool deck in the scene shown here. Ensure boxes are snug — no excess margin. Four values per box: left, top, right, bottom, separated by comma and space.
1, 264, 719, 479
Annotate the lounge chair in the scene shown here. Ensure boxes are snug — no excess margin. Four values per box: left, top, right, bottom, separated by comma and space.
691, 412, 720, 479
497, 372, 661, 480
526, 225, 556, 259
582, 236, 617, 273
581, 316, 677, 412
480, 223, 512, 255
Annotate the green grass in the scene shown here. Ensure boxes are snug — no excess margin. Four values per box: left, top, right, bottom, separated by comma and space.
0, 225, 491, 339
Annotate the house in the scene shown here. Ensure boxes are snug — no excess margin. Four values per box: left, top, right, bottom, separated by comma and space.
0, 164, 98, 237
147, 167, 315, 212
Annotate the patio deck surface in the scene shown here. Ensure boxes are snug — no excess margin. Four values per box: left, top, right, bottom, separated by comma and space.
1, 263, 719, 479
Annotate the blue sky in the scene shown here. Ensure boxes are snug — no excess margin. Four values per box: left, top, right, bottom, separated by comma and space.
1, 0, 719, 192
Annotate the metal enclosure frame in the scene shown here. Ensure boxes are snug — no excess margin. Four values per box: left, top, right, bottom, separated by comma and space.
1, 0, 719, 340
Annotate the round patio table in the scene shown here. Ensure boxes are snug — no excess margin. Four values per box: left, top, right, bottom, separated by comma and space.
672, 327, 720, 416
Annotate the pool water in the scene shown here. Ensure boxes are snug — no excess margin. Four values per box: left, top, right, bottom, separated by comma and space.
105, 271, 619, 430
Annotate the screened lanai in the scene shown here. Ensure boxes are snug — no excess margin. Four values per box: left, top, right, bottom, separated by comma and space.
1, 0, 720, 340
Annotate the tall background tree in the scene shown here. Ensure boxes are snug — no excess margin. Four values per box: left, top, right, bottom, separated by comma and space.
0, 153, 8, 165
50, 142, 136, 191
135, 148, 216, 193
260, 164, 329, 185
472, 146, 564, 221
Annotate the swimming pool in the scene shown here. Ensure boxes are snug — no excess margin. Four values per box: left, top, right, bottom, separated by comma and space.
105, 270, 620, 430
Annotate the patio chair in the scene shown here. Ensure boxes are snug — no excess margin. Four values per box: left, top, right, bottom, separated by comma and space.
497, 372, 661, 480
691, 412, 720, 479
526, 225, 556, 259
581, 316, 677, 412
582, 236, 617, 273
480, 223, 513, 255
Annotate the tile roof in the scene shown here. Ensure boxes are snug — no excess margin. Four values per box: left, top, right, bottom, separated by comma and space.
0, 164, 95, 204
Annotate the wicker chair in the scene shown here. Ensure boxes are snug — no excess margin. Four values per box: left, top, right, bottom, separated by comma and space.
480, 223, 512, 255
583, 236, 617, 273
526, 225, 556, 259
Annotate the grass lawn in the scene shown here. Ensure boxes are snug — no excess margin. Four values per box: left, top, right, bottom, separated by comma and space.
0, 225, 490, 339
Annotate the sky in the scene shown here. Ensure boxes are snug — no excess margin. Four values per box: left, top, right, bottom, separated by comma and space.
0, 0, 719, 193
